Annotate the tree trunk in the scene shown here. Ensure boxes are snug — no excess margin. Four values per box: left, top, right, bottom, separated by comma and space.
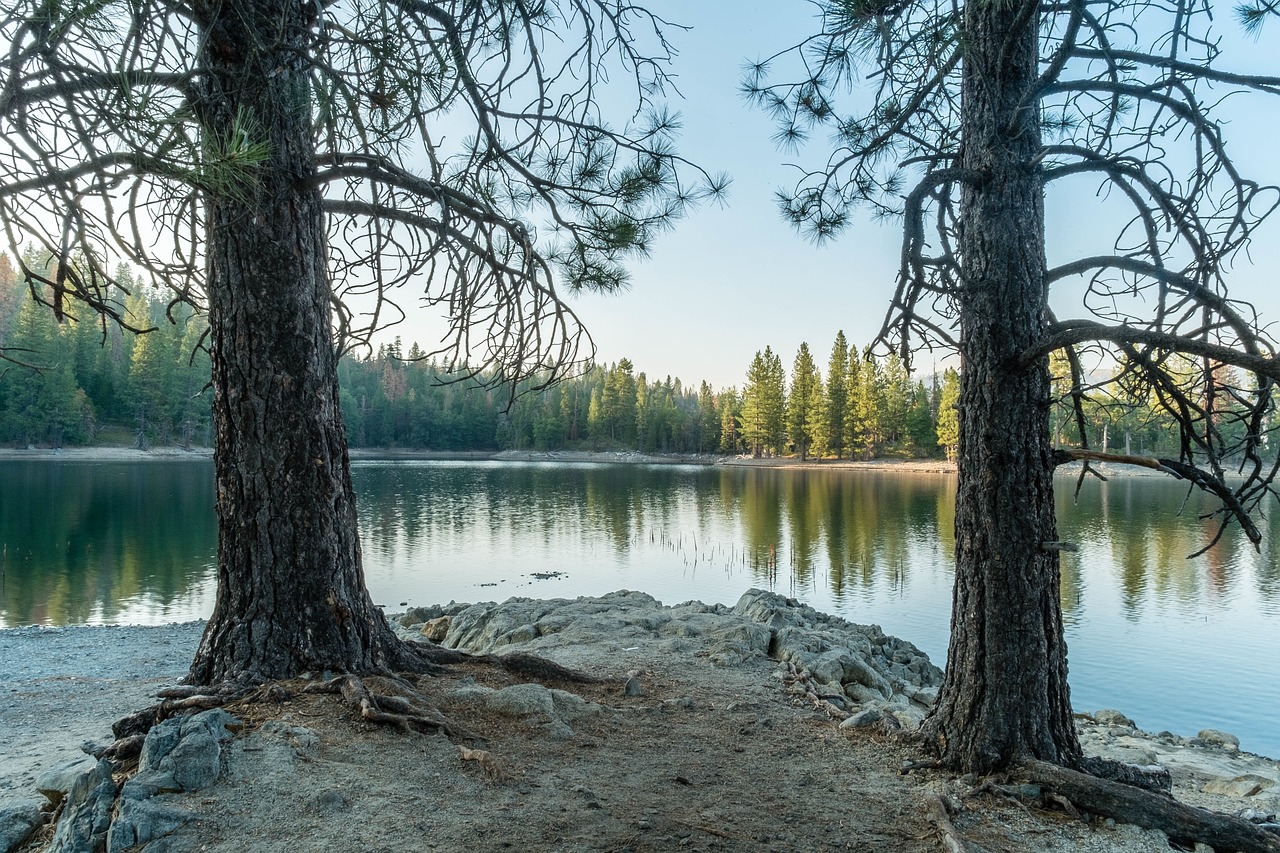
188, 0, 404, 684
919, 0, 1081, 771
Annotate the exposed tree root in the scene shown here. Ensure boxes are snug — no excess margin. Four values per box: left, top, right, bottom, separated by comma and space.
111, 683, 256, 740
926, 794, 992, 853
1019, 758, 1280, 853
458, 745, 509, 781
1076, 755, 1172, 793
403, 640, 601, 684
98, 643, 599, 772
302, 674, 483, 743
780, 660, 853, 722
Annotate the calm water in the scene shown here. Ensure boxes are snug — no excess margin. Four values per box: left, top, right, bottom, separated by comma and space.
2, 459, 1277, 755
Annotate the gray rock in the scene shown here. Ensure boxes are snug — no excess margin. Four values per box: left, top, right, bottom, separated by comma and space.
36, 756, 97, 807
445, 599, 527, 650
419, 616, 451, 642
839, 708, 883, 729
0, 800, 44, 853
48, 759, 117, 853
138, 709, 239, 793
548, 688, 603, 721
1196, 729, 1241, 752
844, 683, 885, 705
259, 721, 321, 761
839, 654, 893, 698
398, 605, 445, 627
119, 770, 183, 801
440, 685, 497, 705
1098, 746, 1159, 767
106, 797, 194, 853
486, 683, 557, 717
310, 788, 351, 813
731, 589, 811, 628
623, 676, 644, 697
540, 720, 576, 740
1095, 709, 1136, 727
1202, 775, 1275, 798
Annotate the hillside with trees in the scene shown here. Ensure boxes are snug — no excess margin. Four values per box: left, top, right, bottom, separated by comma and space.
1, 257, 1209, 463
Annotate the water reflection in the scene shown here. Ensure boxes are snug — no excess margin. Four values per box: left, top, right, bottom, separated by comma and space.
1055, 475, 1257, 620
4, 459, 1278, 754
0, 461, 216, 626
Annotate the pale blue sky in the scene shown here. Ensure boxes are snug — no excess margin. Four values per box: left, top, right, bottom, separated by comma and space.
381, 2, 1280, 391
565, 2, 1280, 391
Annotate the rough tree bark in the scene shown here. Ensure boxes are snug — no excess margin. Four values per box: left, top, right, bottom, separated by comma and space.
919, 0, 1081, 771
186, 0, 405, 684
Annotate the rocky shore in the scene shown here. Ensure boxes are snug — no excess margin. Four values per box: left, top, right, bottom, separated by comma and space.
2, 590, 1277, 853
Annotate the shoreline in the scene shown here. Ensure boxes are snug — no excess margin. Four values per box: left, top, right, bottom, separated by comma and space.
0, 444, 959, 472
2, 593, 1277, 853
0, 444, 1177, 477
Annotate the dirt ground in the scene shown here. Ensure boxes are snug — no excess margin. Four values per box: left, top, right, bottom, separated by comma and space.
4, 631, 1208, 853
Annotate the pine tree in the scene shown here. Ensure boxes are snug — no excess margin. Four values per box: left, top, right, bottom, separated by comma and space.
763, 347, 788, 456
787, 342, 822, 460
936, 368, 960, 462
826, 330, 849, 458
740, 351, 770, 457
906, 381, 936, 457
696, 381, 719, 453
635, 372, 651, 451
718, 388, 741, 454
847, 349, 881, 460
881, 352, 911, 450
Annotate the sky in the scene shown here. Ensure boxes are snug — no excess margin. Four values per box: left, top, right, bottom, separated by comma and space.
478, 1, 1280, 392
539, 2, 906, 390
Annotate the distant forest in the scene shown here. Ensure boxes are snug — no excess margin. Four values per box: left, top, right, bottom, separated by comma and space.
0, 251, 1199, 459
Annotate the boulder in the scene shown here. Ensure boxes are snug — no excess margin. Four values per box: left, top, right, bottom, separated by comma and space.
419, 616, 452, 642
1195, 729, 1241, 752
0, 800, 44, 853
36, 756, 96, 808
138, 709, 240, 793
839, 708, 883, 729
107, 798, 194, 853
1201, 775, 1275, 798
1094, 709, 1136, 727
486, 683, 556, 718
398, 605, 445, 627
47, 759, 117, 853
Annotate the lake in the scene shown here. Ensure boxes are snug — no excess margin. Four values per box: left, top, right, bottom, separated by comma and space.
1, 457, 1277, 756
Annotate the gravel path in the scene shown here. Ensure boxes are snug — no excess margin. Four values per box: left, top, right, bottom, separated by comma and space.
0, 622, 204, 796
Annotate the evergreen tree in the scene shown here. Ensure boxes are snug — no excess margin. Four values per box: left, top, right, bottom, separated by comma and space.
881, 353, 912, 450
587, 386, 606, 447
847, 349, 881, 460
905, 381, 936, 457
696, 381, 719, 453
763, 347, 788, 456
826, 331, 849, 458
601, 359, 638, 445
787, 342, 822, 460
635, 372, 652, 451
0, 294, 86, 446
740, 351, 770, 457
718, 388, 741, 454
936, 368, 960, 462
